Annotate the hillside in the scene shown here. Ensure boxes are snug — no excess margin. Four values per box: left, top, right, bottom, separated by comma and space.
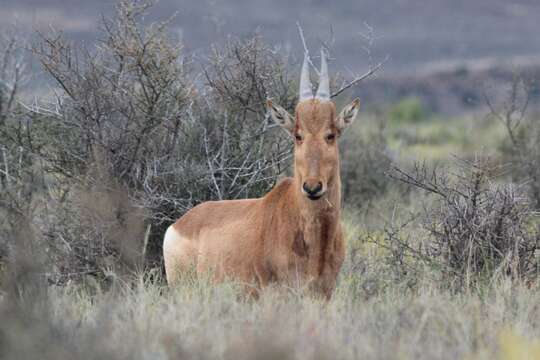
354, 56, 540, 115
2, 0, 540, 75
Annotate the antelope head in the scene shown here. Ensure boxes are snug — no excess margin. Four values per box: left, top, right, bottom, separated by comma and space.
267, 50, 360, 201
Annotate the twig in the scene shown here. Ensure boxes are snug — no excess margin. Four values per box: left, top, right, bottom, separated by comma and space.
331, 55, 389, 98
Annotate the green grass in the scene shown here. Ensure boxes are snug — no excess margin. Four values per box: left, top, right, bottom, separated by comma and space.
347, 109, 504, 164
386, 114, 506, 162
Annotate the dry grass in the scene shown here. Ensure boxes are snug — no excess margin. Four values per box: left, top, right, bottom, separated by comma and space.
1, 245, 540, 360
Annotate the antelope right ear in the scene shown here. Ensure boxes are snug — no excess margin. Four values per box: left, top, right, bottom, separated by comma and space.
266, 99, 295, 133
336, 98, 360, 131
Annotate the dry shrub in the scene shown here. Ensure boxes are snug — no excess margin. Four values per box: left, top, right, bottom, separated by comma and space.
7, 0, 295, 280
340, 115, 394, 209
388, 157, 539, 289
205, 34, 297, 114
1, 0, 294, 283
0, 31, 38, 285
44, 153, 147, 285
486, 74, 540, 209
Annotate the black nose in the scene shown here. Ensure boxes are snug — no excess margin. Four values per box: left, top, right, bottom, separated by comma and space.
303, 182, 323, 196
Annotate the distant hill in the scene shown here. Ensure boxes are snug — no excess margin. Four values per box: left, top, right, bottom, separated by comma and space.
353, 55, 540, 115
3, 0, 540, 114
3, 0, 540, 75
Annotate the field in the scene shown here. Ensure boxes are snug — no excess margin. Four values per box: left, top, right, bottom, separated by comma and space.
2, 105, 540, 359
2, 270, 540, 359
1, 1, 540, 359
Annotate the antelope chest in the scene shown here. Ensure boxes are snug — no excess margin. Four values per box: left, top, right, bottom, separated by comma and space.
268, 216, 336, 286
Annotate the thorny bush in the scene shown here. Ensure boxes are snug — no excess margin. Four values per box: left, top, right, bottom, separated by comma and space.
486, 74, 540, 210
1, 1, 295, 283
387, 158, 539, 289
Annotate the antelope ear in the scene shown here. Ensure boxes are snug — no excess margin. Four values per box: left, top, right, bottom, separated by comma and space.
266, 99, 295, 133
336, 98, 360, 131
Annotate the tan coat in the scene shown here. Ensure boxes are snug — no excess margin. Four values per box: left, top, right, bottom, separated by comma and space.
163, 98, 360, 299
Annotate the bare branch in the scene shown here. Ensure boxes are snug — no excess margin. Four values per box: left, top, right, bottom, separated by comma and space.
331, 55, 389, 98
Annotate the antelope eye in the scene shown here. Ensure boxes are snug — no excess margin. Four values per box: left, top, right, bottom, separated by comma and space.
326, 133, 336, 142
295, 134, 303, 142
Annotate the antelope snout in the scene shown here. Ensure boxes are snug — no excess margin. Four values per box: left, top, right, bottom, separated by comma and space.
302, 180, 325, 200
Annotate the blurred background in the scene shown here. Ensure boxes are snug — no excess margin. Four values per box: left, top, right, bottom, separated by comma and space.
3, 0, 540, 114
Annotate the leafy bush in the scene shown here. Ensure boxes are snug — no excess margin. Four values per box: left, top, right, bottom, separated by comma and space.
389, 96, 427, 124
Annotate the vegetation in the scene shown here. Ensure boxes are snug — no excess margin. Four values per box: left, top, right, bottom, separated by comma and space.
389, 96, 427, 124
388, 158, 539, 290
1, 1, 539, 359
488, 75, 540, 210
2, 1, 295, 281
1, 270, 539, 359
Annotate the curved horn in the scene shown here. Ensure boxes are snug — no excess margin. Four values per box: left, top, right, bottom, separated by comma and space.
299, 52, 313, 101
315, 48, 330, 101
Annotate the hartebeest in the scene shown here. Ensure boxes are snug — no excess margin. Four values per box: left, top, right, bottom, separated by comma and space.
163, 49, 360, 298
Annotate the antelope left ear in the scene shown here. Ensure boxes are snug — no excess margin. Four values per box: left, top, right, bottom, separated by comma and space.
336, 98, 361, 131
266, 99, 295, 133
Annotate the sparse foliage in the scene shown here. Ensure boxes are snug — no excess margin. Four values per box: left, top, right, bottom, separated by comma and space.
0, 31, 38, 280
340, 116, 394, 208
486, 74, 540, 209
388, 157, 539, 289
1, 0, 295, 283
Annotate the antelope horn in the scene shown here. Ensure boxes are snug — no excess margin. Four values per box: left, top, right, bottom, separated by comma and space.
315, 48, 330, 101
299, 52, 313, 100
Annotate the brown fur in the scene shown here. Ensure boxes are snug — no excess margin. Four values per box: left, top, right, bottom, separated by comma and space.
163, 99, 351, 299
